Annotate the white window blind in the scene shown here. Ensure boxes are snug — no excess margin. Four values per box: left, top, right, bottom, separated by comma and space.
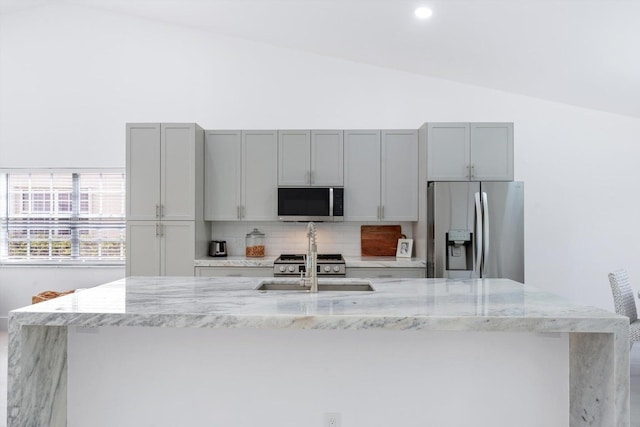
0, 171, 126, 263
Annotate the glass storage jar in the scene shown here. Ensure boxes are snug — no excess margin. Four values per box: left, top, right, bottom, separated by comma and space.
245, 228, 265, 258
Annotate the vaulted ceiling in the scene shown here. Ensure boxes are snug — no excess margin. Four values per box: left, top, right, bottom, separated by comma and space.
2, 0, 639, 118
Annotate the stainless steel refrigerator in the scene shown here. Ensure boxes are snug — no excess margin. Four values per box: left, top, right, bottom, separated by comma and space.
427, 181, 524, 282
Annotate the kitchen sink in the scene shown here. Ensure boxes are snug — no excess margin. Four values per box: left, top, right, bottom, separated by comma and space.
256, 279, 374, 292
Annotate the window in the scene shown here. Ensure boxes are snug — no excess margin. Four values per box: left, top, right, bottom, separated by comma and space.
0, 171, 126, 263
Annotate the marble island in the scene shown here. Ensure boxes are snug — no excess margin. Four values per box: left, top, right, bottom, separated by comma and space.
8, 277, 629, 427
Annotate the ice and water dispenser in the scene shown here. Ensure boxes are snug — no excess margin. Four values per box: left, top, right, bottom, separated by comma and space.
445, 229, 473, 272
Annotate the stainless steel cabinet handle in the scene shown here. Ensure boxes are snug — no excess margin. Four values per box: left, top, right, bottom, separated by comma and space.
242, 205, 245, 219
466, 165, 471, 179
156, 204, 160, 219
471, 164, 476, 179
156, 223, 159, 236
237, 206, 241, 219
381, 206, 384, 219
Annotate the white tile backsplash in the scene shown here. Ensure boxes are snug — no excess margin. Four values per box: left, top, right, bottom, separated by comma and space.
209, 221, 413, 257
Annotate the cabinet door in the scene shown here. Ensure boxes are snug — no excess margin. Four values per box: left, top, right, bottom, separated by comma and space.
204, 131, 242, 220
470, 123, 514, 181
243, 130, 278, 220
126, 221, 161, 276
381, 130, 418, 221
161, 221, 196, 276
311, 130, 343, 186
126, 124, 161, 220
344, 130, 381, 221
346, 267, 425, 278
195, 267, 273, 277
427, 123, 470, 181
161, 124, 196, 220
278, 130, 311, 186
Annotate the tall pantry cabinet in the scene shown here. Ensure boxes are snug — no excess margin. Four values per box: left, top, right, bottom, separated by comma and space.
126, 123, 210, 276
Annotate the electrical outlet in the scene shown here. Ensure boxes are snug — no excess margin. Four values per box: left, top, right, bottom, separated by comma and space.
324, 412, 341, 427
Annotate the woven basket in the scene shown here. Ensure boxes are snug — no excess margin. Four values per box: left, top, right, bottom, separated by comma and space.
32, 290, 75, 304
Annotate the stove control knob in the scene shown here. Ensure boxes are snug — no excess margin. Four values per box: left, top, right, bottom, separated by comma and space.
333, 266, 341, 272
323, 265, 331, 273
288, 265, 296, 272
279, 266, 286, 273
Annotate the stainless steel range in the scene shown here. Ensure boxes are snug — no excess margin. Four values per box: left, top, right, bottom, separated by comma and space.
273, 253, 346, 277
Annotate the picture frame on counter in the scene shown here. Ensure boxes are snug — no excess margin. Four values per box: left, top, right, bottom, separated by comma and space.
396, 238, 413, 258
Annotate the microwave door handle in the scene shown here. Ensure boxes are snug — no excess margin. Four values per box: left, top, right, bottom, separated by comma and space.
329, 187, 334, 218
474, 192, 483, 277
482, 192, 490, 277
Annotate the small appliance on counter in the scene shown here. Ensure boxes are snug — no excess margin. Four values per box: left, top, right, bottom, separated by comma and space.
209, 240, 227, 257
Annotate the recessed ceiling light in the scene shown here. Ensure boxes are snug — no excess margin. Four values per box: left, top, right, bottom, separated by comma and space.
414, 7, 433, 19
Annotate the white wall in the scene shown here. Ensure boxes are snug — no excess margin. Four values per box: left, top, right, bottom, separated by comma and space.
1, 3, 639, 319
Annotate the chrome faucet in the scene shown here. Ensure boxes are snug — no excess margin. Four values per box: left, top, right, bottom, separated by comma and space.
300, 221, 318, 293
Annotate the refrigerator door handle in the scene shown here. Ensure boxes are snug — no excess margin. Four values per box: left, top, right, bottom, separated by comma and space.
474, 192, 483, 277
482, 192, 490, 277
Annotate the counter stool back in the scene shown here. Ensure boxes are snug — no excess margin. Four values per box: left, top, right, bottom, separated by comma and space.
608, 269, 640, 350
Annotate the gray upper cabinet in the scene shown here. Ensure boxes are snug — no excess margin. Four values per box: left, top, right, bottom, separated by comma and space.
311, 130, 344, 186
426, 122, 513, 181
278, 130, 310, 186
126, 124, 160, 220
126, 123, 197, 221
278, 130, 343, 186
381, 130, 419, 221
205, 130, 278, 221
344, 130, 418, 221
426, 123, 469, 182
469, 123, 514, 181
204, 130, 242, 220
243, 131, 278, 220
344, 130, 381, 221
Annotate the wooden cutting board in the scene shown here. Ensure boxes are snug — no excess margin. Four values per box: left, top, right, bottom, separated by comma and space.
361, 225, 404, 256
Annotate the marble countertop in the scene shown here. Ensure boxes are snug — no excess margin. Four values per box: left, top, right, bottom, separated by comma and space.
343, 256, 425, 268
194, 256, 425, 268
194, 256, 278, 267
10, 277, 625, 334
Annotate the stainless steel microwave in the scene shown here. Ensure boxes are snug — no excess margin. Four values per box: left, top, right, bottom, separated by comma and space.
277, 187, 344, 222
